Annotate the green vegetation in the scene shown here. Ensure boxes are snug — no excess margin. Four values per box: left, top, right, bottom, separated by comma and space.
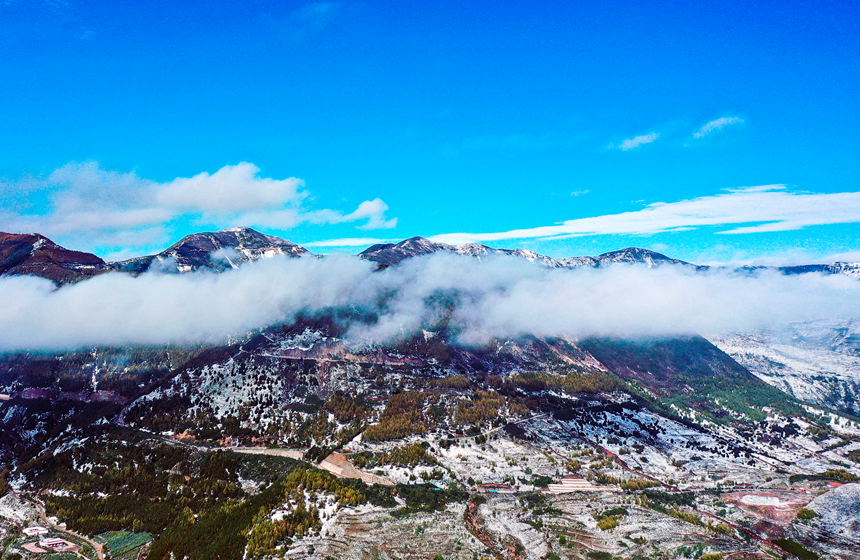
620, 478, 661, 491
391, 484, 469, 517
644, 490, 695, 507
454, 390, 510, 427
509, 370, 619, 394
594, 507, 627, 531
518, 492, 561, 516
363, 391, 427, 441
433, 374, 471, 389
579, 337, 807, 424
322, 393, 368, 424
597, 516, 619, 530
244, 467, 371, 558
772, 538, 820, 560
795, 508, 818, 521
24, 430, 399, 560
95, 531, 152, 560
790, 469, 859, 484
150, 466, 393, 560
352, 443, 438, 469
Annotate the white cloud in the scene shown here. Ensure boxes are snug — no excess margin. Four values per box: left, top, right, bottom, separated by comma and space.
0, 161, 397, 251
616, 132, 660, 151
430, 185, 860, 245
693, 116, 744, 138
340, 198, 398, 229
1, 252, 858, 352
155, 162, 305, 213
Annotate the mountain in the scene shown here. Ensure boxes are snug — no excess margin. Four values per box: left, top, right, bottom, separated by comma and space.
0, 232, 109, 284
110, 226, 312, 273
359, 236, 698, 270
2, 319, 859, 560
590, 246, 701, 269
779, 262, 860, 279
710, 319, 860, 417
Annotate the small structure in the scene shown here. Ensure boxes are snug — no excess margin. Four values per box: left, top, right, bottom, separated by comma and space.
318, 453, 394, 486
23, 526, 49, 536
37, 537, 80, 553
543, 475, 601, 494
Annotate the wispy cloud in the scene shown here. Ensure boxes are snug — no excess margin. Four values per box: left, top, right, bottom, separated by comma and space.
570, 190, 590, 197
693, 116, 744, 139
431, 185, 860, 245
0, 161, 397, 251
614, 132, 660, 151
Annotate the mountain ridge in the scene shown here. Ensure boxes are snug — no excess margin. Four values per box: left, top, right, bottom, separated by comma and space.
1, 228, 858, 284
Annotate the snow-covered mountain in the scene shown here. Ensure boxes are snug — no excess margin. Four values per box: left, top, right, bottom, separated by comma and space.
358, 236, 696, 270
110, 226, 312, 273
710, 320, 860, 416
1, 228, 858, 283
0, 232, 109, 284
779, 262, 860, 279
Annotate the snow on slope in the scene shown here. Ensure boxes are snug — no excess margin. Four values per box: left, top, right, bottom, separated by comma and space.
710, 324, 860, 416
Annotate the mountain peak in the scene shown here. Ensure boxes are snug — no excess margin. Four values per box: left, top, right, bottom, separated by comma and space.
0, 232, 107, 284
360, 236, 453, 266
595, 247, 695, 268
112, 227, 311, 273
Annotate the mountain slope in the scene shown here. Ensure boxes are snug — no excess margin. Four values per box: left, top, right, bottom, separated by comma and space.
0, 232, 109, 284
111, 226, 311, 273
711, 322, 860, 416
578, 335, 804, 422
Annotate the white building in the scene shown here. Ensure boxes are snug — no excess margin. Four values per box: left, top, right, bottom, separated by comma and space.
23, 526, 48, 536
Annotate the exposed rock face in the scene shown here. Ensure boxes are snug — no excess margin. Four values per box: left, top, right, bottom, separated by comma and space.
110, 226, 311, 273
0, 232, 108, 284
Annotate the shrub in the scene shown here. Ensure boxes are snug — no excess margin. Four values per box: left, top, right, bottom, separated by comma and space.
597, 516, 619, 530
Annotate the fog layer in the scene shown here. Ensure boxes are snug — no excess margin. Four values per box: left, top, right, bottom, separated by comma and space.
1, 252, 858, 351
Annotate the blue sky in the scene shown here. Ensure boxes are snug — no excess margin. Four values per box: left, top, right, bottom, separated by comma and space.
0, 0, 858, 264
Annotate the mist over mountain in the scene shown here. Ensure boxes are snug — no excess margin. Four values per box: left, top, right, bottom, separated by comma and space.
3, 227, 860, 560
1, 228, 859, 352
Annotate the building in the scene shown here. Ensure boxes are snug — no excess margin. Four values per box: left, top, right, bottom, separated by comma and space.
22, 526, 49, 536
37, 537, 80, 553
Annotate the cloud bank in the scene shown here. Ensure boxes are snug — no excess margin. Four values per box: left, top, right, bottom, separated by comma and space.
0, 161, 397, 252
431, 185, 860, 245
1, 252, 858, 352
